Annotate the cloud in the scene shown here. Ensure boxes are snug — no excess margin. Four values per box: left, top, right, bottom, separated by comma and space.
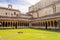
0, 0, 41, 13
24, 0, 40, 5
0, 0, 30, 6
13, 4, 29, 13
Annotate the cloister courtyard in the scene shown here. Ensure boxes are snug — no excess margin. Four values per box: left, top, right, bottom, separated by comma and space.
0, 0, 60, 40
0, 28, 60, 40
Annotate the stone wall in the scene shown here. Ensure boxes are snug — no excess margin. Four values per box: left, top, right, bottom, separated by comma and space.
29, 0, 60, 18
0, 8, 20, 17
56, 2, 60, 13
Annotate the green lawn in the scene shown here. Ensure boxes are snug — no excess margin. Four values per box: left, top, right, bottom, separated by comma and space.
0, 29, 60, 40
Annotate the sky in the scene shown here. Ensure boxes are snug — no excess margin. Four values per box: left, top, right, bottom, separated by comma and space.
0, 0, 40, 13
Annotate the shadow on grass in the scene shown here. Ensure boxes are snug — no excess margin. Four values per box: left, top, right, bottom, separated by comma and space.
0, 28, 15, 30
0, 28, 60, 33
31, 28, 60, 33
0, 28, 29, 30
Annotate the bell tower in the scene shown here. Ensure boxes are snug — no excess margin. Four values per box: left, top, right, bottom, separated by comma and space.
8, 4, 12, 9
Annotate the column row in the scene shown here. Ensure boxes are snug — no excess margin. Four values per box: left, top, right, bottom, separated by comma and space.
31, 20, 60, 29
0, 21, 30, 29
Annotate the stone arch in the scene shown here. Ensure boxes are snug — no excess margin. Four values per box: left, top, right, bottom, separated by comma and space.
5, 22, 8, 27
2, 22, 5, 27
48, 21, 50, 27
0, 22, 2, 27
51, 21, 53, 27
7, 22, 10, 27
45, 22, 48, 29
54, 20, 57, 27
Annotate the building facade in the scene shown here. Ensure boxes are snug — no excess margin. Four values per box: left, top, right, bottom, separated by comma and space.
0, 0, 60, 29
0, 4, 32, 29
29, 0, 60, 29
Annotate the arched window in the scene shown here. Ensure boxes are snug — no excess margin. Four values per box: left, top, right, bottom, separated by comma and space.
16, 14, 18, 17
14, 12, 16, 15
6, 13, 7, 15
11, 14, 13, 16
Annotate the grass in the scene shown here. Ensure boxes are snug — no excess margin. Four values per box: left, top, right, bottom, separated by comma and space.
0, 28, 60, 40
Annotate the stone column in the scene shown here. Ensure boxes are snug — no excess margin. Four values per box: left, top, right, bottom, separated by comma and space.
1, 21, 5, 27
11, 22, 12, 27
7, 22, 8, 27
29, 23, 32, 27
11, 22, 13, 27
10, 22, 11, 27
56, 21, 58, 27
14, 22, 17, 29
1, 21, 3, 27
39, 22, 41, 26
53, 21, 54, 27
58, 20, 60, 29
17, 22, 18, 28
47, 21, 48, 27
50, 21, 51, 27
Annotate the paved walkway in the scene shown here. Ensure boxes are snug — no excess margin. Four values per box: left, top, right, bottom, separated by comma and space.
0, 32, 21, 40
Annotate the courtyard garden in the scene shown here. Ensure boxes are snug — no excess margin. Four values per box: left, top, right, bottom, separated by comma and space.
0, 28, 60, 40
